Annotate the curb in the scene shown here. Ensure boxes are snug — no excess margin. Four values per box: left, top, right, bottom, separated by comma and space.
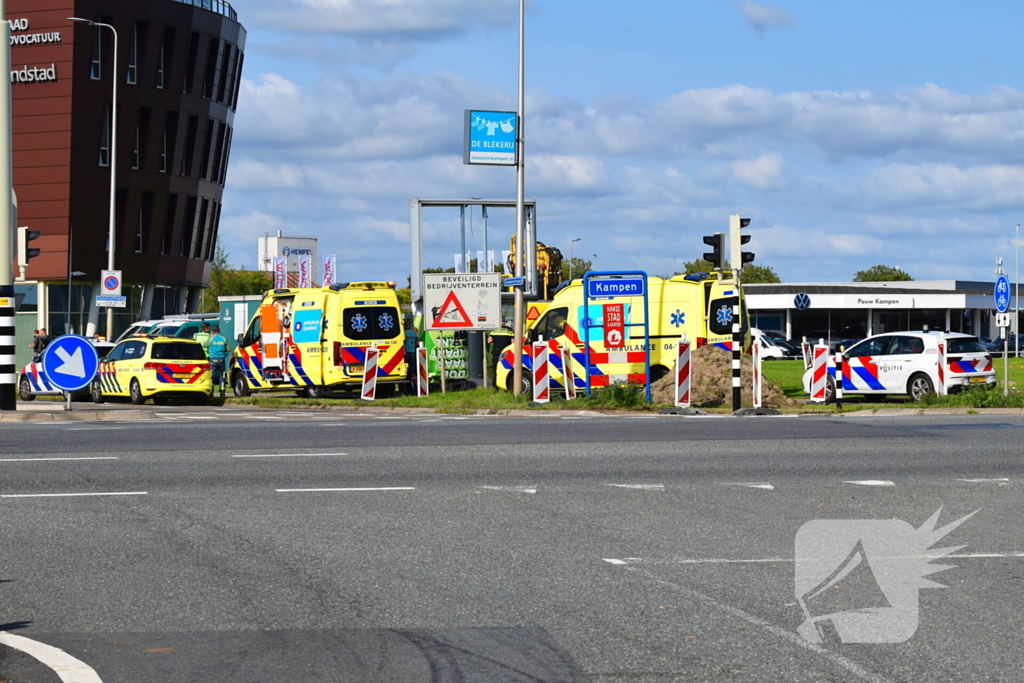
0, 408, 158, 423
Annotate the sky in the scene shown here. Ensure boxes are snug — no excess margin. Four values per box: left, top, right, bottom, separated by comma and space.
219, 0, 1024, 284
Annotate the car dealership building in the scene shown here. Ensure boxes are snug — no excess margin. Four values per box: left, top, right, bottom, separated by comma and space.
745, 280, 1020, 341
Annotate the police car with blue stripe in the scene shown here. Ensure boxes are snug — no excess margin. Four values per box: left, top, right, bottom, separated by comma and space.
18, 338, 114, 401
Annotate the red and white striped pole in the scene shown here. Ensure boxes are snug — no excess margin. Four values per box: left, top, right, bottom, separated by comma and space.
675, 333, 691, 408
936, 333, 947, 396
532, 341, 550, 403
809, 344, 829, 403
562, 344, 576, 400
416, 343, 429, 397
361, 346, 380, 401
752, 336, 762, 409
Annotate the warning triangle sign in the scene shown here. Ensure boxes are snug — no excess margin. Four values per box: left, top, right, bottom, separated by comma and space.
527, 305, 541, 321
432, 290, 472, 329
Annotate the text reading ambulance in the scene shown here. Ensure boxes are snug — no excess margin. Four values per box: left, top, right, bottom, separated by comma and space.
495, 273, 749, 394
231, 283, 408, 398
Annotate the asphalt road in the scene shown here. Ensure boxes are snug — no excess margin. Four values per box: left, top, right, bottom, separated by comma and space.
2, 411, 1024, 682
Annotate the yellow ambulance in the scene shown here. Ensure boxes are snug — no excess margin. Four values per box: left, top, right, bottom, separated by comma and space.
231, 283, 408, 398
495, 273, 749, 394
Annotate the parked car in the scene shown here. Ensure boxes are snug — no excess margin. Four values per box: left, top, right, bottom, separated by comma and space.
799, 330, 862, 353
752, 328, 798, 360
18, 337, 114, 401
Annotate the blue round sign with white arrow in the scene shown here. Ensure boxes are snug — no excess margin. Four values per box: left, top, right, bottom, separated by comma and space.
40, 335, 99, 392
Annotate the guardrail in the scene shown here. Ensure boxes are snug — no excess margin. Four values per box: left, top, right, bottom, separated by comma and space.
172, 0, 237, 22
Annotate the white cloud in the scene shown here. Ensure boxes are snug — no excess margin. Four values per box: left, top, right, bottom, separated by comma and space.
732, 1, 796, 36
728, 153, 786, 189
864, 163, 1024, 209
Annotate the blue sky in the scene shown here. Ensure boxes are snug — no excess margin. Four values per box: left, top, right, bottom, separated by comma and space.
221, 0, 1024, 283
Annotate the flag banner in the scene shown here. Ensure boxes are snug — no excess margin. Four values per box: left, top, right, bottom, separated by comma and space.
298, 255, 311, 288
323, 255, 336, 287
273, 257, 286, 289
454, 253, 465, 274
476, 251, 486, 272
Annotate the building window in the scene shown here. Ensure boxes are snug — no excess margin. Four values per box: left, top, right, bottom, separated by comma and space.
203, 37, 221, 100
127, 23, 138, 84
161, 194, 178, 255
132, 124, 140, 170
156, 41, 164, 89
211, 121, 226, 182
231, 53, 244, 109
194, 198, 209, 259
199, 119, 215, 181
219, 126, 233, 185
216, 43, 232, 103
207, 201, 221, 261
98, 105, 110, 166
159, 128, 168, 173
183, 31, 199, 94
90, 26, 102, 80
134, 205, 144, 252
181, 196, 197, 257
181, 115, 198, 176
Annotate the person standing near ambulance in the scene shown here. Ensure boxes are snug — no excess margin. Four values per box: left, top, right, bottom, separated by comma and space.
208, 326, 229, 396
195, 322, 212, 356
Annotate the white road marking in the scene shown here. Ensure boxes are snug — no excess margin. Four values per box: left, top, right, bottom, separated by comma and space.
275, 487, 416, 493
957, 478, 1010, 483
0, 631, 103, 683
232, 452, 346, 458
610, 566, 894, 683
0, 456, 119, 462
844, 480, 895, 486
482, 485, 537, 494
604, 551, 1024, 566
605, 484, 665, 491
725, 482, 775, 490
1, 491, 147, 498
66, 427, 129, 431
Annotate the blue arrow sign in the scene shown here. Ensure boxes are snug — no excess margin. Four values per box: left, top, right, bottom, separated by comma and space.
995, 275, 1011, 313
40, 335, 99, 392
586, 276, 646, 298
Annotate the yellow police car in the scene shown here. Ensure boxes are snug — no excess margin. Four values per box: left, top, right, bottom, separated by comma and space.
91, 336, 212, 405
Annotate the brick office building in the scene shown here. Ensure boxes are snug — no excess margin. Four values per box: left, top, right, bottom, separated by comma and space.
7, 0, 244, 359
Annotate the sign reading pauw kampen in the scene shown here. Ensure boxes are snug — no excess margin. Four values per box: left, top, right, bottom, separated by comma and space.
423, 273, 502, 331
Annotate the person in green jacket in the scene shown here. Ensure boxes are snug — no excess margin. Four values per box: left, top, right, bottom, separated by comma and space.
195, 322, 211, 356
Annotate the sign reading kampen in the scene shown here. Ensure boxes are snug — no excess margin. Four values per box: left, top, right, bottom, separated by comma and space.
587, 277, 646, 298
423, 273, 502, 330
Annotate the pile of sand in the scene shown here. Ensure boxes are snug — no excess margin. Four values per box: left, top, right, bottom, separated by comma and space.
651, 344, 795, 408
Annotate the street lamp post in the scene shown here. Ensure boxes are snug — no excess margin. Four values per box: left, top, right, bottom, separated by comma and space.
1016, 223, 1020, 359
568, 238, 581, 280
69, 18, 117, 340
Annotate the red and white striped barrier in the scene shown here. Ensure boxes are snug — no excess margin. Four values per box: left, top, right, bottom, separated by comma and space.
752, 336, 763, 409
532, 341, 550, 403
675, 335, 691, 408
801, 338, 812, 369
562, 345, 576, 400
361, 346, 380, 401
833, 351, 844, 406
416, 343, 429, 397
936, 333, 947, 396
809, 344, 829, 403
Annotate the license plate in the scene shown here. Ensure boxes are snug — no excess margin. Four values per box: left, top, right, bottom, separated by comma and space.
347, 365, 364, 373
173, 373, 192, 379
969, 376, 986, 383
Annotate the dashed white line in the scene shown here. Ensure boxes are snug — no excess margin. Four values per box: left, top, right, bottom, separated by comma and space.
275, 487, 415, 493
844, 480, 895, 486
604, 551, 1024, 566
0, 631, 103, 683
725, 482, 775, 490
605, 484, 665, 491
482, 485, 537, 494
232, 452, 346, 458
957, 478, 1010, 483
0, 456, 119, 462
1, 491, 147, 498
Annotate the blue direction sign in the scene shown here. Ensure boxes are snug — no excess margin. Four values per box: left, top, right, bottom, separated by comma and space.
586, 276, 646, 298
504, 276, 525, 287
40, 335, 99, 392
995, 275, 1011, 313
463, 110, 517, 166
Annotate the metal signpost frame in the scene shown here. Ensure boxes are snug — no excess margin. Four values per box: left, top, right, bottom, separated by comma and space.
581, 271, 651, 403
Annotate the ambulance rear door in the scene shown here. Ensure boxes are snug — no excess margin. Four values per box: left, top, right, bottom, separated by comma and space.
289, 293, 328, 388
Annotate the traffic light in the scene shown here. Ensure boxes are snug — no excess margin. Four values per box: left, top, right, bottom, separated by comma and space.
16, 226, 40, 267
729, 214, 754, 272
703, 232, 725, 271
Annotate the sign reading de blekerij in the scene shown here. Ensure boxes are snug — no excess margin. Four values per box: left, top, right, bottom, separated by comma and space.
463, 110, 518, 166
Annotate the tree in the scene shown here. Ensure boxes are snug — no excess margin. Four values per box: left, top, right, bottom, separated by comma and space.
739, 264, 781, 283
561, 257, 593, 281
677, 258, 717, 276
853, 264, 913, 282
199, 244, 273, 313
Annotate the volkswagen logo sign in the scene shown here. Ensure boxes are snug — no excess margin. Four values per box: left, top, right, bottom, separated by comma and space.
794, 292, 811, 310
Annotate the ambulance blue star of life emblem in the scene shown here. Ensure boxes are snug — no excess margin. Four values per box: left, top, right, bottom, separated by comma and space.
670, 310, 685, 327
351, 313, 368, 332
378, 312, 394, 331
716, 305, 733, 327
